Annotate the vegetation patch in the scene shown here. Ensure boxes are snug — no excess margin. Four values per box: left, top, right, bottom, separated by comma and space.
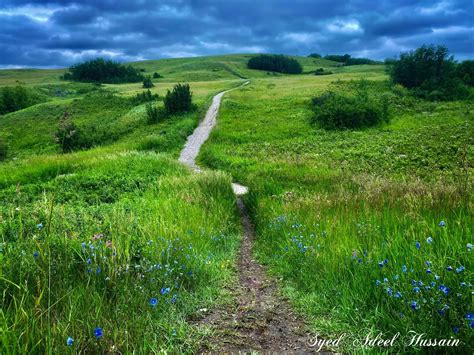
62, 58, 144, 84
0, 84, 45, 115
247, 54, 303, 74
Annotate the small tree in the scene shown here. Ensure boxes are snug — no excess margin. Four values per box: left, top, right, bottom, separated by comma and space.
55, 111, 80, 153
153, 72, 162, 79
142, 76, 154, 88
164, 83, 193, 114
145, 102, 164, 124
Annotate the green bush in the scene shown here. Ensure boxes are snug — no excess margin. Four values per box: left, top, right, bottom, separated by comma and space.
153, 72, 162, 79
164, 83, 194, 114
145, 102, 165, 124
62, 58, 144, 84
311, 83, 390, 130
0, 84, 44, 115
389, 45, 469, 100
142, 76, 154, 88
54, 111, 81, 153
0, 138, 7, 161
131, 89, 160, 105
314, 68, 333, 76
247, 54, 303, 74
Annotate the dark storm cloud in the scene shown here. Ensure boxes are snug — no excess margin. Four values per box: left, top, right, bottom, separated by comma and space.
0, 0, 472, 68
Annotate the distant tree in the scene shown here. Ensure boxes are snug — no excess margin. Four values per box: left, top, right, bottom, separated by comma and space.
55, 111, 81, 153
308, 53, 322, 58
153, 72, 162, 79
0, 84, 43, 115
142, 76, 154, 88
164, 83, 194, 114
324, 54, 351, 63
456, 60, 474, 86
247, 54, 303, 74
62, 58, 144, 84
389, 45, 469, 100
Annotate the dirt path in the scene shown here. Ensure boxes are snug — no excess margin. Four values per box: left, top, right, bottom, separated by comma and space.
180, 81, 318, 353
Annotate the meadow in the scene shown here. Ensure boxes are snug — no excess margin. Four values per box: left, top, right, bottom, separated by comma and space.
199, 67, 473, 351
0, 53, 472, 353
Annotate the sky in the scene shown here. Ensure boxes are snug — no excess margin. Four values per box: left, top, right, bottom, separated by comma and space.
1, 0, 473, 68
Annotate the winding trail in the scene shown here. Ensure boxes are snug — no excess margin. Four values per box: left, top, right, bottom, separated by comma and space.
179, 81, 318, 353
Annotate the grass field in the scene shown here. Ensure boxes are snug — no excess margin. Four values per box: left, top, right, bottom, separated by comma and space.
199, 69, 473, 351
1, 53, 472, 352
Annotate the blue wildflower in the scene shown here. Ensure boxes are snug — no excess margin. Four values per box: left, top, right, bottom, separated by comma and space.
383, 278, 388, 283
410, 301, 419, 310
93, 327, 103, 339
424, 286, 431, 291
411, 279, 417, 286
460, 282, 466, 287
81, 242, 86, 249
426, 236, 433, 244
467, 243, 473, 251
425, 261, 431, 267
453, 327, 459, 334
36, 223, 43, 230
149, 298, 158, 307
393, 274, 399, 280
435, 274, 440, 280
33, 251, 39, 258
160, 287, 170, 295
456, 266, 465, 273
413, 287, 420, 293
426, 269, 432, 274
446, 266, 453, 271
378, 261, 384, 268
171, 294, 177, 304
87, 268, 91, 273
430, 281, 436, 287
96, 267, 101, 274
383, 259, 388, 265
66, 337, 74, 346
87, 258, 91, 265
415, 241, 421, 250
439, 220, 446, 227
375, 280, 381, 286
402, 265, 407, 273
386, 288, 393, 296
439, 285, 449, 296
395, 291, 402, 299
467, 312, 473, 320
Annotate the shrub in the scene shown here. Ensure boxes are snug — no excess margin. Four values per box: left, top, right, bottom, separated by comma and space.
314, 68, 333, 76
389, 45, 468, 100
324, 54, 351, 63
164, 83, 194, 114
247, 54, 303, 74
0, 138, 7, 161
308, 53, 322, 58
62, 58, 144, 83
311, 83, 390, 130
131, 89, 160, 105
54, 111, 81, 153
142, 76, 154, 88
0, 84, 43, 115
153, 72, 162, 79
324, 54, 379, 65
145, 102, 165, 124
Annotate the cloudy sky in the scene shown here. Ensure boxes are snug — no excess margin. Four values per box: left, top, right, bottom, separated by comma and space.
1, 0, 473, 68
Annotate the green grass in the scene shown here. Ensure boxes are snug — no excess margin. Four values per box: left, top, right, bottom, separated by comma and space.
199, 73, 473, 352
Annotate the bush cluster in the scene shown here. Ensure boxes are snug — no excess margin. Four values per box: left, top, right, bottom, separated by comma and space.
131, 89, 160, 105
142, 76, 154, 88
0, 84, 43, 115
62, 58, 143, 84
54, 111, 81, 153
164, 83, 194, 114
324, 54, 379, 65
247, 54, 303, 74
153, 72, 162, 79
145, 103, 165, 124
314, 68, 333, 76
388, 45, 470, 100
311, 82, 390, 130
308, 53, 322, 58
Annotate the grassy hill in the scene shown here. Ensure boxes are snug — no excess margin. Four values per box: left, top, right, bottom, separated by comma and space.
1, 53, 471, 353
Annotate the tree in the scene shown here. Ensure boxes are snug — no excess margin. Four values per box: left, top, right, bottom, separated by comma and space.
0, 138, 7, 161
308, 53, 322, 58
164, 83, 193, 114
389, 45, 468, 100
456, 60, 474, 87
62, 58, 144, 83
247, 55, 303, 74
